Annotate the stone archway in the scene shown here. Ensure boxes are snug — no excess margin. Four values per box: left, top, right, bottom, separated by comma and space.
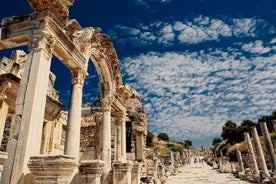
0, 0, 131, 183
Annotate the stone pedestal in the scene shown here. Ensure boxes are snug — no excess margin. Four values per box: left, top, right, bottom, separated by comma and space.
112, 160, 133, 184
79, 160, 105, 184
27, 155, 77, 184
131, 162, 141, 184
0, 151, 7, 182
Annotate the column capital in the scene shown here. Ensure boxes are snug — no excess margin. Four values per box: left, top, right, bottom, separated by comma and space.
101, 97, 111, 111
28, 30, 55, 58
71, 69, 86, 85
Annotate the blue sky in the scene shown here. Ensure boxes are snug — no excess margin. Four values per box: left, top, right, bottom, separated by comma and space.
1, 0, 276, 147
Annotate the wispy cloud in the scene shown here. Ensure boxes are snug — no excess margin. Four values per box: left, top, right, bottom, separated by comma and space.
242, 40, 271, 54
121, 49, 276, 144
109, 16, 268, 47
131, 0, 173, 8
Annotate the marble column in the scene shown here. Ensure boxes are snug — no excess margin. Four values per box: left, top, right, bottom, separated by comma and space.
101, 96, 112, 181
120, 114, 126, 160
135, 130, 144, 161
0, 81, 11, 144
8, 30, 54, 184
237, 150, 245, 172
64, 70, 85, 161
244, 132, 259, 177
251, 126, 269, 177
79, 160, 105, 184
260, 122, 276, 172
115, 121, 122, 161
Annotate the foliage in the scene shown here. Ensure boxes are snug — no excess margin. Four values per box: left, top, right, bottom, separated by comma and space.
159, 146, 171, 157
183, 140, 192, 148
212, 137, 222, 146
166, 143, 184, 154
221, 120, 237, 145
146, 131, 155, 147
221, 120, 257, 145
157, 132, 170, 141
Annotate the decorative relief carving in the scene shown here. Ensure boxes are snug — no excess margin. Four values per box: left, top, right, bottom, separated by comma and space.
101, 97, 111, 111
72, 27, 101, 56
0, 50, 27, 78
29, 30, 55, 57
47, 72, 60, 101
71, 70, 86, 85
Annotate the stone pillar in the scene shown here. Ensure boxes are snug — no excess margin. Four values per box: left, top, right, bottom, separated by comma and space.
237, 150, 244, 172
251, 126, 269, 177
101, 96, 112, 181
260, 122, 276, 172
64, 70, 85, 161
28, 155, 77, 184
244, 132, 259, 177
112, 161, 133, 184
8, 30, 54, 184
0, 81, 11, 145
79, 160, 105, 184
120, 114, 126, 160
115, 121, 122, 161
131, 162, 141, 184
135, 129, 144, 161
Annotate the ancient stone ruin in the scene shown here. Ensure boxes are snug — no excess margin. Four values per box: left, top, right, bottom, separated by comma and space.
0, 1, 184, 184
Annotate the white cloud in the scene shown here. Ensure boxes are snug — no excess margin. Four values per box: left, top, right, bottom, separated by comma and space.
121, 50, 276, 145
242, 40, 271, 54
110, 16, 267, 46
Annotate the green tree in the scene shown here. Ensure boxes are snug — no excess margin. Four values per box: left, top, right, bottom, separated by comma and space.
146, 131, 154, 147
157, 132, 169, 141
235, 120, 257, 143
212, 137, 222, 146
183, 140, 192, 148
221, 120, 237, 145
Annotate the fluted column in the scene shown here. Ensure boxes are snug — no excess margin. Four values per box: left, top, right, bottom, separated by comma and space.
244, 132, 259, 177
64, 70, 85, 161
101, 96, 112, 180
120, 114, 127, 160
115, 120, 122, 160
260, 122, 276, 172
251, 126, 269, 177
7, 30, 54, 184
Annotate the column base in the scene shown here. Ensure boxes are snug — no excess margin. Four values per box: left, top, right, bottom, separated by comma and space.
131, 162, 142, 184
112, 160, 133, 184
28, 155, 77, 183
79, 159, 105, 184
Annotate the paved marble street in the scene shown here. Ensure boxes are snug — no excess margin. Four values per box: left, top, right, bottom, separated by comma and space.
166, 162, 253, 184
